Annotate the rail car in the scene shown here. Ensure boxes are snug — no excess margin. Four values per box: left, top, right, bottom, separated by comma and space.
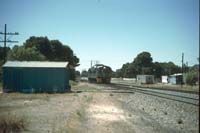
88, 64, 112, 83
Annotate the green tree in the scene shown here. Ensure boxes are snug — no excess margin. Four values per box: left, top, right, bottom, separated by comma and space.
185, 71, 198, 85
132, 51, 153, 74
75, 70, 80, 77
81, 70, 88, 77
0, 46, 11, 61
24, 36, 79, 67
159, 62, 181, 75
23, 36, 80, 80
124, 63, 137, 78
24, 36, 51, 59
152, 62, 163, 78
121, 63, 130, 78
115, 69, 122, 78
7, 45, 46, 61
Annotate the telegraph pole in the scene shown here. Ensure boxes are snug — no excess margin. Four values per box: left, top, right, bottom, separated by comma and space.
181, 53, 184, 86
181, 53, 184, 74
90, 60, 99, 67
0, 24, 19, 63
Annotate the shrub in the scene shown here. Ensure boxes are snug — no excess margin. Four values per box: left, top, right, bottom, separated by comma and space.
185, 71, 198, 85
0, 115, 27, 133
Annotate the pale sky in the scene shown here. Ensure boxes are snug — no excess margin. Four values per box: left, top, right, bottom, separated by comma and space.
0, 0, 199, 72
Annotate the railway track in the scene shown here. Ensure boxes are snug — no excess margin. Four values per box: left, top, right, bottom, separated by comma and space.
79, 80, 199, 106
110, 83, 199, 106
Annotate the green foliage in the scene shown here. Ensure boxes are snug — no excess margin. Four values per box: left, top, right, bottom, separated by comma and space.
185, 71, 198, 85
75, 71, 80, 77
23, 36, 79, 67
7, 46, 46, 61
125, 63, 137, 78
69, 69, 76, 80
24, 36, 51, 59
81, 70, 88, 77
152, 62, 163, 78
3, 36, 80, 81
114, 51, 182, 78
69, 80, 78, 86
159, 62, 181, 75
133, 51, 153, 68
0, 47, 10, 61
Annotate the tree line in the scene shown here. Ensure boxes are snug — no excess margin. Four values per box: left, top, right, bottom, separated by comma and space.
111, 51, 198, 85
112, 51, 183, 78
0, 36, 80, 80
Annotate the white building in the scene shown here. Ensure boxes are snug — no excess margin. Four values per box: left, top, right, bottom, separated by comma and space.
161, 76, 168, 84
136, 75, 154, 84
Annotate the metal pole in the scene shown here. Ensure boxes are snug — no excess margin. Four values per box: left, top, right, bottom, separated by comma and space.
181, 53, 184, 86
4, 24, 7, 63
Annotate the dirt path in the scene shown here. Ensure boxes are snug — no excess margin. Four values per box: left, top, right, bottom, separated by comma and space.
65, 92, 134, 133
86, 93, 132, 133
66, 91, 166, 133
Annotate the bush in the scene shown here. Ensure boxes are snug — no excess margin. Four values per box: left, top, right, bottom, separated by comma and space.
185, 71, 198, 85
0, 115, 27, 133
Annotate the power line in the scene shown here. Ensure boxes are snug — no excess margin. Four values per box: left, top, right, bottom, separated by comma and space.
0, 24, 19, 63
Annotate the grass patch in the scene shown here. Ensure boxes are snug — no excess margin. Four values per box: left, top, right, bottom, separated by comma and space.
76, 110, 82, 117
76, 108, 86, 121
69, 80, 78, 86
0, 114, 28, 133
0, 93, 51, 101
109, 93, 114, 96
76, 84, 97, 92
84, 95, 93, 103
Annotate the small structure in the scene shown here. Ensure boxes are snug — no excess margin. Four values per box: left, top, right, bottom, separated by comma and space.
3, 61, 71, 93
136, 75, 154, 84
168, 73, 183, 85
161, 76, 168, 84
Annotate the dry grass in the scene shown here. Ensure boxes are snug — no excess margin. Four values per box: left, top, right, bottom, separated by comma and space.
137, 84, 199, 93
0, 114, 28, 133
111, 78, 199, 93
69, 80, 78, 86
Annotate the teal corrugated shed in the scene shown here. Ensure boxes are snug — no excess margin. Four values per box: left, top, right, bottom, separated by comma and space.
3, 61, 70, 93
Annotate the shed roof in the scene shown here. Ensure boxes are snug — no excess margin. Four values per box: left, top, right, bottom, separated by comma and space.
3, 61, 68, 68
171, 73, 182, 76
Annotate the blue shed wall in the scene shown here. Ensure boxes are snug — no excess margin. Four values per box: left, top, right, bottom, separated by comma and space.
3, 67, 70, 93
169, 75, 183, 85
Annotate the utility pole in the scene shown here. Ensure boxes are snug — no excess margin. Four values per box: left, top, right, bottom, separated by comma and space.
91, 60, 92, 67
181, 53, 184, 86
0, 24, 19, 63
90, 60, 99, 68
181, 53, 184, 74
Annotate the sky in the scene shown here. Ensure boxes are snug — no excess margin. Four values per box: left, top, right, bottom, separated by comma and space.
0, 0, 199, 72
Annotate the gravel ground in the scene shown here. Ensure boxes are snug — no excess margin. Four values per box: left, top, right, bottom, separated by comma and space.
0, 82, 199, 133
117, 90, 199, 133
77, 82, 199, 132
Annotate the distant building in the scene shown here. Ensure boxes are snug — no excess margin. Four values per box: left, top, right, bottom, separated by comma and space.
136, 75, 154, 84
3, 61, 71, 93
161, 76, 168, 84
168, 73, 183, 85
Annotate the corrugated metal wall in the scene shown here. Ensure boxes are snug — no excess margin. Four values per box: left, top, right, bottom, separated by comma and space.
3, 67, 70, 93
